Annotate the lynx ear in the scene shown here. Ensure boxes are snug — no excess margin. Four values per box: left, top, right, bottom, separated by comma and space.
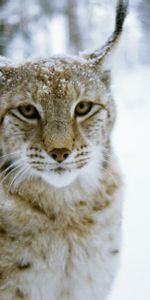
82, 0, 128, 65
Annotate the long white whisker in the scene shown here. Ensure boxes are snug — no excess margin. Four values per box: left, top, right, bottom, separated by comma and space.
0, 158, 26, 180
64, 157, 90, 166
75, 151, 90, 157
8, 165, 30, 192
0, 166, 20, 187
0, 151, 22, 160
17, 166, 30, 184
101, 166, 116, 185
0, 159, 26, 186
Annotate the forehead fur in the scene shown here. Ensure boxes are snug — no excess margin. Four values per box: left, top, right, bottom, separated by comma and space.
0, 56, 106, 93
0, 56, 111, 121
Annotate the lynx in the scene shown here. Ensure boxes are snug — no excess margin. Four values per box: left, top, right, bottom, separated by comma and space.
0, 1, 128, 299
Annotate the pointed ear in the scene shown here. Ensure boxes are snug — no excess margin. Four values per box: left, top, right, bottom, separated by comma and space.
81, 0, 128, 65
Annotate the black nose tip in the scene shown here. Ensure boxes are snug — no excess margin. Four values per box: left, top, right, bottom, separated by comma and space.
50, 148, 70, 163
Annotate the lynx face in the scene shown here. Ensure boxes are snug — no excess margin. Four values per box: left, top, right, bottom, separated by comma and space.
0, 57, 115, 189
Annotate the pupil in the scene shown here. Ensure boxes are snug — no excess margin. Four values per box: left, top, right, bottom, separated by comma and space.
79, 103, 85, 109
26, 106, 32, 112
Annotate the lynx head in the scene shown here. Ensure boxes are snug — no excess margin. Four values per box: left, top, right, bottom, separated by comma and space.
0, 0, 128, 190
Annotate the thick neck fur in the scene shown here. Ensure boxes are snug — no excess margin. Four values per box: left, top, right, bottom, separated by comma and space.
1, 152, 121, 221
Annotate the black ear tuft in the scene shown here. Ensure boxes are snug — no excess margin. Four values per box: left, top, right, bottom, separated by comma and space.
82, 0, 128, 64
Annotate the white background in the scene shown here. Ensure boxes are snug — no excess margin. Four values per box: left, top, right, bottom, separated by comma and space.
108, 66, 150, 300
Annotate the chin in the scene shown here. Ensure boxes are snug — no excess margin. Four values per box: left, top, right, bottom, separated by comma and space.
41, 169, 79, 188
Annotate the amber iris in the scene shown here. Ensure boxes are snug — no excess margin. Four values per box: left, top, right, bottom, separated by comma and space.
75, 102, 92, 116
18, 105, 39, 119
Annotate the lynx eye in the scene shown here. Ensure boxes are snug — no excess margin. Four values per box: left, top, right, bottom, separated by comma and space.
75, 102, 93, 117
18, 105, 39, 119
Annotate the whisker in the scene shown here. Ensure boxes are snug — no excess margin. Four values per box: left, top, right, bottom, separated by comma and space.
31, 157, 90, 170
30, 157, 90, 168
0, 151, 22, 160
0, 158, 26, 179
75, 152, 90, 159
0, 159, 26, 186
74, 162, 87, 169
0, 165, 20, 187
8, 165, 30, 192
100, 166, 116, 185
56, 157, 90, 167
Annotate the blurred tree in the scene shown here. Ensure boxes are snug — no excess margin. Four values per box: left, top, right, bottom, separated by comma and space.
0, 0, 148, 67
65, 0, 83, 53
0, 0, 14, 55
0, 0, 111, 59
0, 0, 42, 58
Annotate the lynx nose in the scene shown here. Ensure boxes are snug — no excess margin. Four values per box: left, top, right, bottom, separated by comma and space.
50, 148, 71, 163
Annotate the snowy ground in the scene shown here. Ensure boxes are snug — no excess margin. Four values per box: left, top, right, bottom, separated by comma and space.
108, 66, 150, 300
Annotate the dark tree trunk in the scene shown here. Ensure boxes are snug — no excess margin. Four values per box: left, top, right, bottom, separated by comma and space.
65, 0, 83, 53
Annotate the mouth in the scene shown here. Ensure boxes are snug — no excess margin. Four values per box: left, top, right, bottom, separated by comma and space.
53, 167, 68, 174
38, 165, 79, 188
29, 156, 90, 188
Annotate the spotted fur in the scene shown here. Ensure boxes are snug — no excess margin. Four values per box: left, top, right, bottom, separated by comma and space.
0, 1, 128, 299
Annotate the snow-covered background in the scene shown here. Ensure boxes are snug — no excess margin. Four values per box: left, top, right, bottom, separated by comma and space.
109, 67, 150, 300
0, 0, 150, 299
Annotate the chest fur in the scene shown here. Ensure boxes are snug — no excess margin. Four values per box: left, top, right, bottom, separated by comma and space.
0, 187, 122, 300
24, 231, 120, 300
5, 202, 120, 299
